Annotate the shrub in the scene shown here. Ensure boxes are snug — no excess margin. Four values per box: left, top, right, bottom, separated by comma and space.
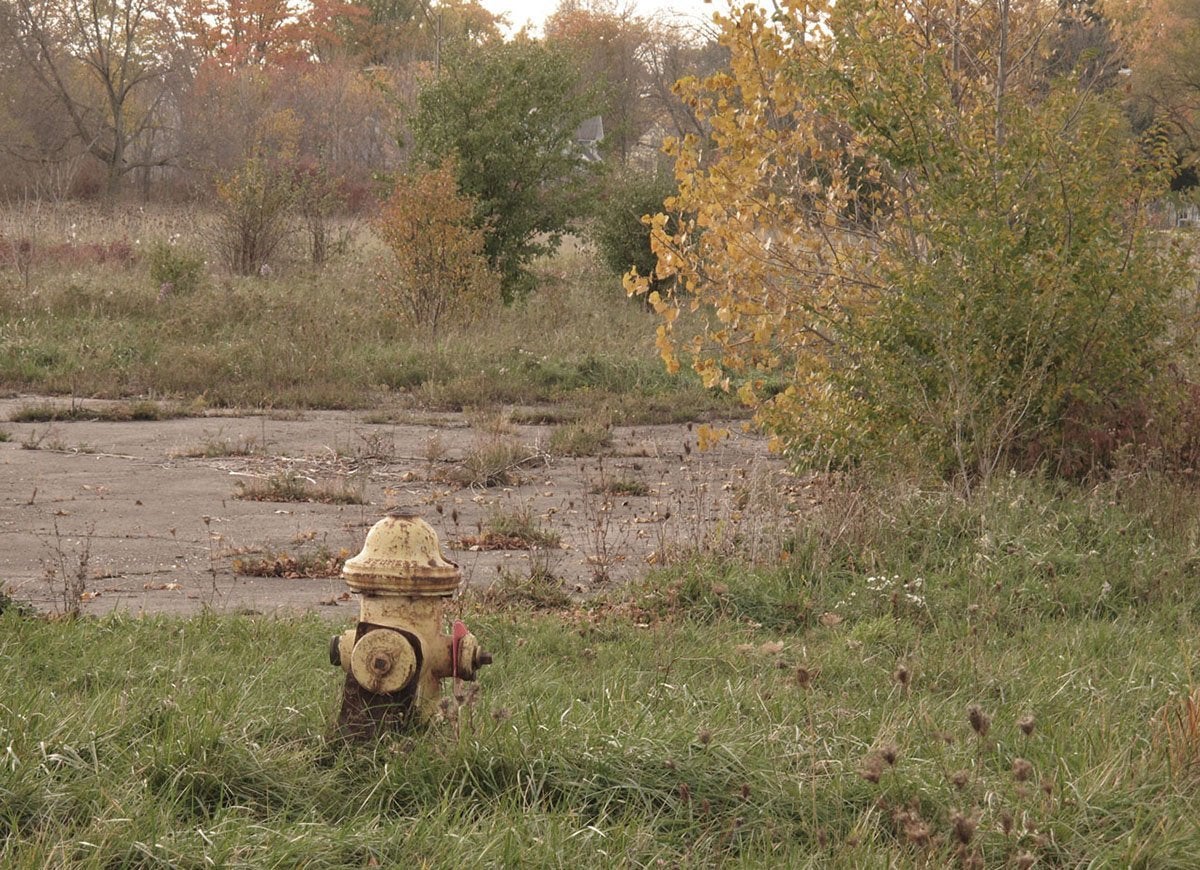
375, 160, 500, 330
291, 160, 347, 266
631, 1, 1192, 482
213, 156, 295, 276
591, 169, 677, 288
147, 240, 205, 297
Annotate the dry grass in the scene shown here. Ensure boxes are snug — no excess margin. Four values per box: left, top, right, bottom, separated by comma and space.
0, 201, 733, 423
547, 420, 612, 457
171, 431, 260, 458
456, 505, 561, 550
231, 545, 349, 578
234, 471, 366, 505
10, 400, 188, 423
1155, 686, 1200, 779
442, 439, 546, 488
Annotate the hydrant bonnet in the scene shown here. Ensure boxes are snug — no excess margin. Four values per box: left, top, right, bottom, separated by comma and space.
342, 512, 460, 596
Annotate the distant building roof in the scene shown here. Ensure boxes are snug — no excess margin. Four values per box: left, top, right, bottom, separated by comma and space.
574, 115, 605, 162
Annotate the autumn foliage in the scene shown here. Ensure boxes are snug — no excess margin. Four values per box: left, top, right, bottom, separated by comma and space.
629, 0, 1192, 481
375, 161, 500, 330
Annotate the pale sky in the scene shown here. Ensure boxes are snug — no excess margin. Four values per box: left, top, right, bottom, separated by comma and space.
479, 0, 726, 36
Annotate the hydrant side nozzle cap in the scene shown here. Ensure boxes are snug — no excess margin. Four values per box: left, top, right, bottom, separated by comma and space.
343, 514, 461, 595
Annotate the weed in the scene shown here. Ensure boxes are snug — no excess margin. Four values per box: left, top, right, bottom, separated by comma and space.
509, 408, 579, 425
10, 400, 184, 423
445, 439, 545, 488
1154, 687, 1200, 779
235, 471, 367, 505
40, 517, 93, 617
0, 586, 33, 616
146, 239, 205, 297
0, 427, 10, 442
476, 563, 571, 610
466, 408, 516, 437
353, 430, 395, 462
20, 425, 53, 450
457, 504, 561, 550
172, 430, 260, 458
591, 476, 649, 497
232, 545, 348, 578
422, 433, 448, 465
548, 420, 612, 457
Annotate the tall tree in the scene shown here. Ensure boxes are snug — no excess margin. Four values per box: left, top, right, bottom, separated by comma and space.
545, 0, 648, 164
639, 17, 727, 155
412, 40, 601, 298
6, 0, 178, 196
1126, 0, 1200, 188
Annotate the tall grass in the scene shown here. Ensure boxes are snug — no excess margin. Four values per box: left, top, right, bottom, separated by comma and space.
0, 209, 729, 420
2, 476, 1199, 866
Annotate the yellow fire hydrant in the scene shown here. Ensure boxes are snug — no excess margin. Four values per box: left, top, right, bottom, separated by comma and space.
329, 512, 492, 737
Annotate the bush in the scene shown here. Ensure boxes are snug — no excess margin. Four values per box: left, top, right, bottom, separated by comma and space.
631, 1, 1192, 482
213, 156, 295, 276
375, 161, 500, 330
147, 240, 205, 297
591, 169, 677, 287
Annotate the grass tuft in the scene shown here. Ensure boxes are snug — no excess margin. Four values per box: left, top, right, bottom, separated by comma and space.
234, 471, 366, 505
172, 432, 260, 458
548, 420, 612, 457
591, 476, 649, 497
231, 545, 348, 578
444, 439, 545, 488
457, 505, 561, 550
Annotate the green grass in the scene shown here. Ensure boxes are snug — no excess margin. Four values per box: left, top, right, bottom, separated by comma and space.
2, 476, 1200, 865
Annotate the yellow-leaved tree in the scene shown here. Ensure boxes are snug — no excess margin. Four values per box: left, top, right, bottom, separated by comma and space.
628, 0, 1193, 482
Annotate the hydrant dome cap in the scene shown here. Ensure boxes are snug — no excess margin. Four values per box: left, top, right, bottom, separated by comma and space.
343, 514, 460, 595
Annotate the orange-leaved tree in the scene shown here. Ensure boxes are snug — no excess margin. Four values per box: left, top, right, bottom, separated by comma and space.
376, 160, 500, 330
628, 0, 1192, 483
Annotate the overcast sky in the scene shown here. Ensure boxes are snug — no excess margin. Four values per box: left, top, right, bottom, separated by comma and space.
478, 0, 725, 36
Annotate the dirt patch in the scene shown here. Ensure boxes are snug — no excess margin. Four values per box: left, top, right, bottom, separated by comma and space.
1, 397, 804, 617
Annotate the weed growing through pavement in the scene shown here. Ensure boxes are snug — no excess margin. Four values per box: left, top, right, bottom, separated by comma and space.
40, 517, 93, 617
172, 430, 260, 458
234, 470, 367, 504
202, 515, 223, 607
11, 400, 185, 423
591, 476, 649, 497
456, 504, 560, 550
444, 438, 546, 488
474, 561, 570, 610
232, 545, 348, 578
20, 425, 54, 450
548, 419, 612, 457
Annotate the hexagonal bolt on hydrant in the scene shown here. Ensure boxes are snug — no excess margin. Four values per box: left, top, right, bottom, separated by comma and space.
329, 511, 493, 739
